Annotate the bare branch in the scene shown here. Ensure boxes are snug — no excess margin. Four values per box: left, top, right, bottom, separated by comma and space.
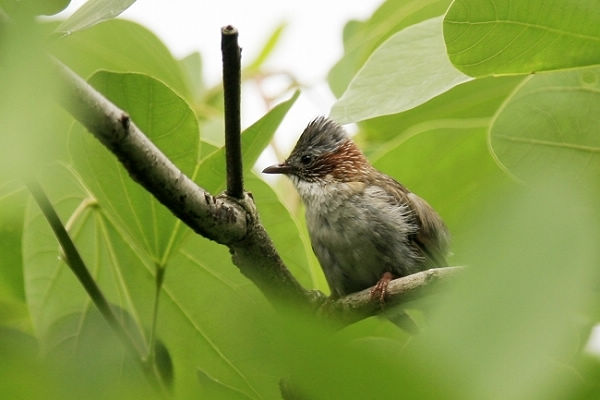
320, 267, 464, 325
51, 58, 313, 307
221, 25, 244, 199
53, 60, 248, 245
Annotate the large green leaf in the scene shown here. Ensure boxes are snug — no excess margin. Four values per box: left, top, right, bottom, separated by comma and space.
178, 51, 206, 106
330, 17, 471, 124
50, 19, 190, 99
328, 0, 452, 97
489, 66, 600, 184
0, 183, 26, 300
70, 72, 198, 260
23, 164, 156, 345
444, 0, 600, 77
0, 182, 29, 332
359, 75, 523, 149
57, 0, 137, 33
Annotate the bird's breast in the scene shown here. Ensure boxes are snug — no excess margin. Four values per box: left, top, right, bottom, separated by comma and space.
299, 181, 422, 296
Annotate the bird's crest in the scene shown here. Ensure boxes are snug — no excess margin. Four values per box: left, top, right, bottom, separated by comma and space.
291, 117, 348, 156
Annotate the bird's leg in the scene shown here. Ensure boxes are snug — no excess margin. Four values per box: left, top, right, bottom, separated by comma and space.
370, 271, 394, 304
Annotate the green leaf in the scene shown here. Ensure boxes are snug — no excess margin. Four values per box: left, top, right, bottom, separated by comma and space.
153, 231, 281, 399
23, 164, 156, 345
246, 23, 287, 72
489, 66, 600, 184
330, 16, 471, 124
359, 75, 523, 146
57, 0, 137, 33
0, 183, 31, 334
0, 0, 70, 15
196, 90, 300, 194
179, 51, 205, 104
50, 19, 190, 99
70, 71, 198, 260
328, 0, 452, 97
0, 17, 70, 180
37, 0, 70, 15
444, 0, 600, 77
0, 182, 26, 302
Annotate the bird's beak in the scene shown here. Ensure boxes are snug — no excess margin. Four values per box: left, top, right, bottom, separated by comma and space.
262, 163, 293, 175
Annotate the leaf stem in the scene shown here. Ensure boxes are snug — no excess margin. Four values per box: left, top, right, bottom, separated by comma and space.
147, 263, 166, 362
25, 179, 158, 381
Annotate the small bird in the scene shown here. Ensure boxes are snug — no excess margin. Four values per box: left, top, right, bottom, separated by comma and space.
263, 117, 449, 300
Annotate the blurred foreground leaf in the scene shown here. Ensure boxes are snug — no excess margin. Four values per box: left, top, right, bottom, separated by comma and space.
408, 178, 600, 400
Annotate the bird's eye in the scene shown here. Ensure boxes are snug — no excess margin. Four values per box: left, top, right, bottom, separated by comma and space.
300, 154, 313, 165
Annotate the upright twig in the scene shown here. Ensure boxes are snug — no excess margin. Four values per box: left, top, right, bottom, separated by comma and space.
221, 25, 244, 199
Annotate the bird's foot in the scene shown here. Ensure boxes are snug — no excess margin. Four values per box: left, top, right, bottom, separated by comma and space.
369, 272, 394, 305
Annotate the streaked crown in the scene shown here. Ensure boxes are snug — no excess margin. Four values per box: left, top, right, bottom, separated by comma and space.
290, 116, 348, 156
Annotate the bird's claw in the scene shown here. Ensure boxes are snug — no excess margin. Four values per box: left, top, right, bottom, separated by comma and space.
369, 272, 394, 306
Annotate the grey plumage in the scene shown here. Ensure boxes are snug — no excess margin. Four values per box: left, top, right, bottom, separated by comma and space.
264, 117, 449, 298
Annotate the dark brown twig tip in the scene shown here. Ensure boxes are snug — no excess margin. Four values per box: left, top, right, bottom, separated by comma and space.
221, 25, 238, 35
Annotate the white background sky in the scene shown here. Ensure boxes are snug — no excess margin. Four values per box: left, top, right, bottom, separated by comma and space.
57, 1, 381, 166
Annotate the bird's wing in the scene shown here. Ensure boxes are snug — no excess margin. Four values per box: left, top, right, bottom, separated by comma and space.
406, 192, 449, 267
377, 174, 449, 267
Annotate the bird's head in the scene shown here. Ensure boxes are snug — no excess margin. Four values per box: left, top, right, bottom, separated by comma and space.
263, 117, 371, 185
